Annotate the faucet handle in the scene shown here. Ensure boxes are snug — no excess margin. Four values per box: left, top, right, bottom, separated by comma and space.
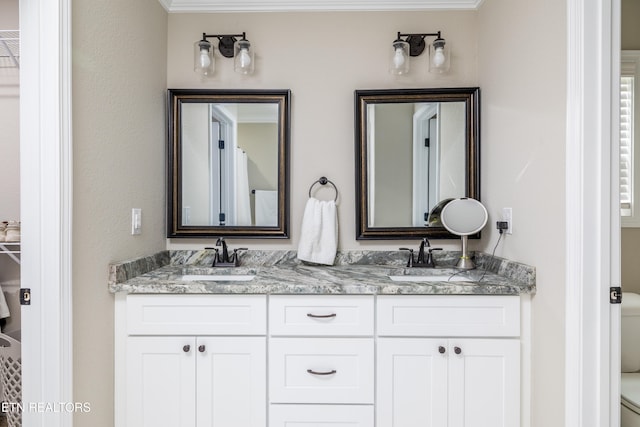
205, 246, 220, 256
205, 247, 220, 266
425, 247, 441, 268
231, 247, 248, 265
400, 247, 415, 268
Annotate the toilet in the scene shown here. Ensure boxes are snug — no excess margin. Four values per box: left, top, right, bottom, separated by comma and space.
622, 292, 640, 427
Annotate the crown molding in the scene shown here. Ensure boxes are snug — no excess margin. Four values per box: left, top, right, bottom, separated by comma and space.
158, 0, 483, 13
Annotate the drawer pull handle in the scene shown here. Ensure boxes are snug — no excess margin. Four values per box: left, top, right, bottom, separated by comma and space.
198, 345, 206, 353
183, 345, 191, 353
454, 346, 462, 355
438, 346, 446, 354
307, 369, 337, 376
306, 313, 337, 319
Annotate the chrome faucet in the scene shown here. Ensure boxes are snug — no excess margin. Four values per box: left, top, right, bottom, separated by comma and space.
401, 238, 441, 268
206, 238, 247, 267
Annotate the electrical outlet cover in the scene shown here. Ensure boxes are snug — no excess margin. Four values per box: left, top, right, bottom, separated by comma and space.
501, 207, 513, 234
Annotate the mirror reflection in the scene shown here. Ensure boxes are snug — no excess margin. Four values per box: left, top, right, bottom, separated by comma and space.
367, 101, 466, 227
168, 89, 290, 238
355, 88, 480, 240
181, 103, 279, 226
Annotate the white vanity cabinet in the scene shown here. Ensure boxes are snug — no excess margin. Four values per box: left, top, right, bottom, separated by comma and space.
116, 292, 527, 427
116, 294, 267, 427
268, 295, 375, 425
376, 295, 522, 427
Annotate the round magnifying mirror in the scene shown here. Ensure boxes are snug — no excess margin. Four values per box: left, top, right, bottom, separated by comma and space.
440, 198, 488, 269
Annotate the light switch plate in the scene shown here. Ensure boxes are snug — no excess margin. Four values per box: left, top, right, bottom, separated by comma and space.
131, 208, 142, 235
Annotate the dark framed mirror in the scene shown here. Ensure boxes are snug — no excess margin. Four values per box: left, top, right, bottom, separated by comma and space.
355, 87, 480, 240
167, 89, 291, 238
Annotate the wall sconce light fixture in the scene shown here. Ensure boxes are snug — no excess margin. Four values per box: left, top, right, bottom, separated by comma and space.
194, 32, 254, 77
390, 31, 449, 75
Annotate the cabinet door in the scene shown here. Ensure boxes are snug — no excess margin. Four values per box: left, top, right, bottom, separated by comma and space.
196, 337, 266, 427
448, 339, 520, 427
377, 338, 448, 427
126, 336, 196, 427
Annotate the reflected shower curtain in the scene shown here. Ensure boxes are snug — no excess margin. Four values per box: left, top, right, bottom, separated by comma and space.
236, 148, 252, 225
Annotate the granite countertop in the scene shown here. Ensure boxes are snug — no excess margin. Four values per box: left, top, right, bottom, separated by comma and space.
108, 250, 536, 296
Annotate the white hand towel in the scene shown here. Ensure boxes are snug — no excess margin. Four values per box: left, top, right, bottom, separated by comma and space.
297, 198, 338, 265
254, 190, 278, 226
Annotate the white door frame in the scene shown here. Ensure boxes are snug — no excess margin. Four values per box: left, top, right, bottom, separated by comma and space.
20, 1, 619, 426
20, 0, 74, 426
565, 0, 621, 427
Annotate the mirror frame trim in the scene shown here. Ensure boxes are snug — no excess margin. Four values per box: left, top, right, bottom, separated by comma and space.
167, 89, 291, 238
354, 87, 480, 240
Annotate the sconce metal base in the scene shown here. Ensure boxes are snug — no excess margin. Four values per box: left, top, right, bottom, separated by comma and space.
200, 32, 247, 58
218, 36, 236, 58
406, 35, 426, 56
397, 31, 443, 57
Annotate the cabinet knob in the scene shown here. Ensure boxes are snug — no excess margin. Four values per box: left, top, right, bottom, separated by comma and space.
454, 346, 462, 355
198, 345, 206, 353
183, 345, 191, 353
438, 346, 446, 354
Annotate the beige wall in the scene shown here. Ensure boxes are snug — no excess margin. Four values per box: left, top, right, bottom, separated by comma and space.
0, 0, 17, 27
239, 123, 278, 194
166, 11, 478, 250
478, 1, 567, 426
69, 3, 569, 426
622, 0, 640, 50
239, 122, 279, 224
72, 0, 167, 425
623, 229, 640, 293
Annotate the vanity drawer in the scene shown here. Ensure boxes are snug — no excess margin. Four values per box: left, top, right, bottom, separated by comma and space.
126, 294, 266, 336
377, 295, 520, 337
269, 338, 374, 404
270, 404, 374, 426
269, 295, 374, 336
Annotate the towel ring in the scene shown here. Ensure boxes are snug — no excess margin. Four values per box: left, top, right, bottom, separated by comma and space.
308, 176, 338, 202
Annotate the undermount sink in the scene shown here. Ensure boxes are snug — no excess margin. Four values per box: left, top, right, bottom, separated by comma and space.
180, 274, 256, 282
388, 275, 473, 283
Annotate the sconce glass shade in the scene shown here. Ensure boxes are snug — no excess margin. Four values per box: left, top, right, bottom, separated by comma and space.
194, 39, 214, 77
390, 39, 410, 75
429, 38, 450, 73
234, 39, 254, 75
